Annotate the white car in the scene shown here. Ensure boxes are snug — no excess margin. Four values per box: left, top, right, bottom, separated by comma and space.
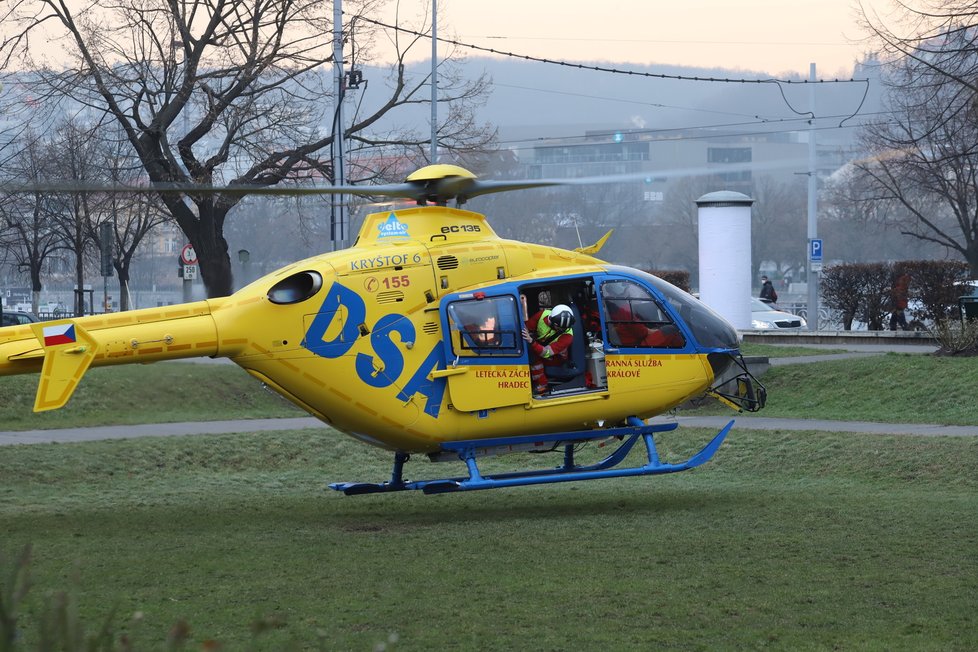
751, 298, 806, 330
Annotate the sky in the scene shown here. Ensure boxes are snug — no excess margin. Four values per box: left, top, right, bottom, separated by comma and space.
2, 1, 889, 78
379, 0, 887, 78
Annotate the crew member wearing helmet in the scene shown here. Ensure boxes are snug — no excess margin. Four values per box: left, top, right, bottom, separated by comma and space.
523, 304, 576, 395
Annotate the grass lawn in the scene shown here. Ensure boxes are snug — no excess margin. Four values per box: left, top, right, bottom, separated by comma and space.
739, 342, 843, 358
4, 349, 972, 435
2, 428, 978, 650
0, 362, 302, 431
681, 352, 978, 426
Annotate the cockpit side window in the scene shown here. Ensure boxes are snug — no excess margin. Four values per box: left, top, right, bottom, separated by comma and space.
447, 295, 522, 357
639, 272, 738, 350
600, 280, 685, 349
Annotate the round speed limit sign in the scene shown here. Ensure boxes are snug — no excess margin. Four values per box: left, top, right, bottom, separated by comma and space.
180, 243, 198, 265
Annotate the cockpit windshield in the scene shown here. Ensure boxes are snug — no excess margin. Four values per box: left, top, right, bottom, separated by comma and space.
626, 269, 739, 351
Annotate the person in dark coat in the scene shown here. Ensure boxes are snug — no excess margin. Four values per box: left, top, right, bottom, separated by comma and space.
759, 275, 778, 304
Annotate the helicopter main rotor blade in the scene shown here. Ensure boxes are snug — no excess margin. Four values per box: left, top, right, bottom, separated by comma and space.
0, 158, 810, 202
0, 177, 560, 203
478, 158, 812, 193
0, 180, 423, 198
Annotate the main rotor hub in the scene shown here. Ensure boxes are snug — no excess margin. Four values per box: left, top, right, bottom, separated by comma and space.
404, 164, 478, 205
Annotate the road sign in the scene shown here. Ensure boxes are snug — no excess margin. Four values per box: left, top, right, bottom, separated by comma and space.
183, 264, 198, 280
809, 238, 823, 262
810, 262, 823, 273
180, 243, 198, 266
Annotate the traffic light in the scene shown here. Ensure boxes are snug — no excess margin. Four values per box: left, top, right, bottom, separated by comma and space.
99, 222, 114, 277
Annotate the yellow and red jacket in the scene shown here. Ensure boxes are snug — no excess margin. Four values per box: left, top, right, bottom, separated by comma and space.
526, 309, 574, 366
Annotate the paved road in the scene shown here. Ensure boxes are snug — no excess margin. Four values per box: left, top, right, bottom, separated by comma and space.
4, 413, 976, 446
0, 417, 325, 446
657, 415, 978, 437
4, 347, 973, 445
768, 342, 939, 364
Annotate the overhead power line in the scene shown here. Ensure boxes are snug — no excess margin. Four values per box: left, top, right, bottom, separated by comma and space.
496, 114, 885, 149
353, 14, 868, 86
352, 13, 872, 125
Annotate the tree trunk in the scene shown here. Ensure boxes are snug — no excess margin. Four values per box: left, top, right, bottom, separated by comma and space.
161, 194, 235, 298
967, 245, 978, 280
196, 237, 233, 298
74, 222, 85, 317
843, 312, 854, 331
30, 261, 43, 314
198, 199, 235, 298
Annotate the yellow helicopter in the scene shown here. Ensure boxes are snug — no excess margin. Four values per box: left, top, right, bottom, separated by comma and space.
0, 164, 765, 494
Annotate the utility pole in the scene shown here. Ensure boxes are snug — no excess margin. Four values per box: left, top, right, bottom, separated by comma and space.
332, 0, 347, 249
430, 0, 438, 163
806, 62, 819, 331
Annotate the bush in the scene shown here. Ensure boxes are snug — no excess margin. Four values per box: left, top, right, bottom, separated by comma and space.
932, 318, 978, 355
821, 262, 890, 330
901, 260, 971, 324
822, 260, 971, 330
646, 269, 690, 293
820, 263, 862, 329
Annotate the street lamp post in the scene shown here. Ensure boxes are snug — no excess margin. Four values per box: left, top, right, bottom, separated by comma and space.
430, 0, 438, 163
806, 62, 819, 331
332, 0, 346, 249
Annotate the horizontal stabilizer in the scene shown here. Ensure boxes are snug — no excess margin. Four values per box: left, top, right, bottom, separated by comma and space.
29, 320, 97, 412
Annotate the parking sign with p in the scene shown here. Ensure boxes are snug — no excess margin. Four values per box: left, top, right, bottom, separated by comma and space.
810, 239, 823, 262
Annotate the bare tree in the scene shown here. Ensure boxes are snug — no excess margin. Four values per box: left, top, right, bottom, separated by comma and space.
820, 162, 946, 263
0, 131, 61, 311
46, 118, 107, 315
860, 0, 978, 97
658, 176, 716, 283
858, 2, 978, 275
750, 176, 807, 284
468, 187, 560, 247
225, 195, 327, 279
98, 131, 172, 311
463, 152, 560, 246
2, 1, 494, 297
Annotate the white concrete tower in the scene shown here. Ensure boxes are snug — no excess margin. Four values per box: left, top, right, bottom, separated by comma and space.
696, 191, 754, 330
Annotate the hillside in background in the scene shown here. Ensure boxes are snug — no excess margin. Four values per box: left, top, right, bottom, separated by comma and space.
353, 56, 880, 147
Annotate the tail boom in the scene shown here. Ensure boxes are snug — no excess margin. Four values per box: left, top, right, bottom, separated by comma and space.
0, 301, 221, 411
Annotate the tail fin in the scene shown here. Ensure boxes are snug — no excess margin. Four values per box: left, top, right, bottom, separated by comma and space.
574, 229, 614, 256
28, 320, 97, 411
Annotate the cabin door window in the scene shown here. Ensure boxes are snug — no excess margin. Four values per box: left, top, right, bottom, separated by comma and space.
441, 293, 529, 412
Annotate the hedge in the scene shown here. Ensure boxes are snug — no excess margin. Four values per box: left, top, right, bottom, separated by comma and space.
820, 260, 971, 330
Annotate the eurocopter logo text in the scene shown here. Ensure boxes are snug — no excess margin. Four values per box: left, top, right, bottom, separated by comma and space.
377, 213, 409, 239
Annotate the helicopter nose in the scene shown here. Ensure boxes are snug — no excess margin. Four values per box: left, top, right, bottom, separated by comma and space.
707, 351, 736, 380
683, 298, 740, 353
683, 302, 742, 382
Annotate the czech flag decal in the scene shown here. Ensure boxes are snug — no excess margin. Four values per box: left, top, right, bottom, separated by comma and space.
42, 323, 77, 347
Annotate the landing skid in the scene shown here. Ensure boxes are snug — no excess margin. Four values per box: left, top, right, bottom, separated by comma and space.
329, 417, 734, 496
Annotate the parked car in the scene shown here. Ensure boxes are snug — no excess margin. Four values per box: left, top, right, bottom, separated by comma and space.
751, 298, 806, 330
956, 280, 978, 297
1, 310, 39, 327
903, 280, 978, 328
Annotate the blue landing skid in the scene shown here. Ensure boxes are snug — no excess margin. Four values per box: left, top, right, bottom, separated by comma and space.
329, 417, 735, 496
